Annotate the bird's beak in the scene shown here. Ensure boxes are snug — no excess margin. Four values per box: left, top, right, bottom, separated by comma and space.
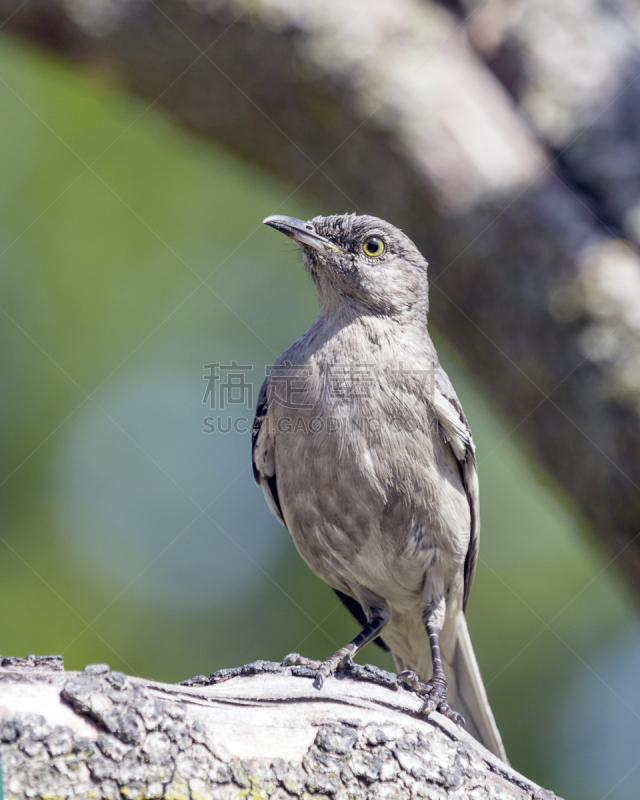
262, 215, 347, 255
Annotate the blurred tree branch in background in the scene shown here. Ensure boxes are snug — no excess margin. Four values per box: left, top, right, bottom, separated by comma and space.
460, 0, 640, 232
2, 0, 640, 601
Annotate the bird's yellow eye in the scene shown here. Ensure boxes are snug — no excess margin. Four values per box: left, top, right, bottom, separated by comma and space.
362, 236, 385, 257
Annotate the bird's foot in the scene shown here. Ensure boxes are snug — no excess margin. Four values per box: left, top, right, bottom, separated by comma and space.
282, 649, 355, 688
313, 646, 355, 689
281, 653, 321, 669
398, 670, 465, 726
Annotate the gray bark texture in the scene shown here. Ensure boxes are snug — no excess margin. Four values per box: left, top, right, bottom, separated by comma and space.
2, 0, 640, 596
0, 656, 559, 800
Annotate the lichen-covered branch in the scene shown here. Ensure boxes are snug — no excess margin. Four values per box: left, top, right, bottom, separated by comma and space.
2, 0, 640, 598
0, 656, 559, 799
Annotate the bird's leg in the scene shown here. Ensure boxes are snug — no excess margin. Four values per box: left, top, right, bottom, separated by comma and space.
399, 621, 464, 726
298, 614, 388, 689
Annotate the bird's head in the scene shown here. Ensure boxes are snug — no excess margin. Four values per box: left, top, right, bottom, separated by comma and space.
263, 213, 429, 320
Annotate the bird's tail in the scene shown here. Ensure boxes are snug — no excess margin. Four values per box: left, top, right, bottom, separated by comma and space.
447, 614, 507, 762
391, 613, 507, 762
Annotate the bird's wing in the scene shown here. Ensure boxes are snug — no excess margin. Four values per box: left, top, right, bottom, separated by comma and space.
432, 370, 479, 610
252, 377, 285, 525
252, 377, 389, 650
430, 374, 507, 761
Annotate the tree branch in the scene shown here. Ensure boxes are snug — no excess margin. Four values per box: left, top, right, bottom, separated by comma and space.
0, 656, 559, 799
460, 0, 640, 239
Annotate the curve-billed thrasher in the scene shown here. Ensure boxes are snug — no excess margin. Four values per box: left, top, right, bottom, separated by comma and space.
253, 213, 506, 761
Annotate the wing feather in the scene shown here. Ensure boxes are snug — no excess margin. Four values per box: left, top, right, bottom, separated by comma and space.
432, 372, 479, 610
252, 377, 284, 525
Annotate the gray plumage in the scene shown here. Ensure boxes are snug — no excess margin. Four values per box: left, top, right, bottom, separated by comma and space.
253, 213, 506, 761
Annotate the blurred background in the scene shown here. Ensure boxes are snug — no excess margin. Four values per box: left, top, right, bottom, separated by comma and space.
1, 3, 640, 799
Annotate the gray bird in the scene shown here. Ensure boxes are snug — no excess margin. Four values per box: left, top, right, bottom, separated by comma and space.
253, 213, 506, 761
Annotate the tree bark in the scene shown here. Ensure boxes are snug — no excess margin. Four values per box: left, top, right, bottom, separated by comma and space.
2, 0, 640, 597
0, 656, 559, 799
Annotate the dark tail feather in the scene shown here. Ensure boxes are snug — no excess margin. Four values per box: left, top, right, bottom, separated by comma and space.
333, 590, 390, 652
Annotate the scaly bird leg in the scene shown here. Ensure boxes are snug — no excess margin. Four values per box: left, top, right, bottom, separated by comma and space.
283, 614, 388, 689
399, 621, 464, 726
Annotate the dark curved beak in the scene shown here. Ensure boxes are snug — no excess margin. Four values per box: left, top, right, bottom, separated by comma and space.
262, 215, 347, 254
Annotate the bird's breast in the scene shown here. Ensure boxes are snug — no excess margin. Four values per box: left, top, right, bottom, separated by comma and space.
268, 353, 470, 603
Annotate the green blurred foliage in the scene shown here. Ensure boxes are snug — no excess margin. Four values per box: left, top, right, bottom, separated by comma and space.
0, 34, 638, 800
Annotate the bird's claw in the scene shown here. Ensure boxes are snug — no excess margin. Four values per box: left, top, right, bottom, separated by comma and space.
313, 647, 355, 689
398, 670, 465, 727
282, 650, 354, 688
398, 669, 421, 691
281, 652, 321, 669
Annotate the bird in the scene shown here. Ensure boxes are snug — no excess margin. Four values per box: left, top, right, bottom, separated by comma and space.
252, 212, 506, 761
